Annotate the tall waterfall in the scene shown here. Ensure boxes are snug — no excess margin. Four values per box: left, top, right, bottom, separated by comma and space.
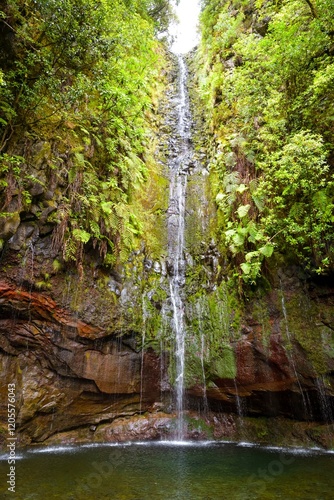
167, 55, 194, 439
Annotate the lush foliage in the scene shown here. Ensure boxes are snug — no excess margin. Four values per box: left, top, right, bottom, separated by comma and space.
198, 0, 334, 283
0, 0, 172, 265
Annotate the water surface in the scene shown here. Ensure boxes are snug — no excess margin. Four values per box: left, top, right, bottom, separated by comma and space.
1, 442, 333, 499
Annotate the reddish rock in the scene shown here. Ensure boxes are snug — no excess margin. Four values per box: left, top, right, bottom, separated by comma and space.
0, 284, 103, 338
1, 276, 334, 447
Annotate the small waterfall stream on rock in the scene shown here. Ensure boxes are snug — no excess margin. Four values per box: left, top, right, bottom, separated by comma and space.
280, 285, 311, 419
139, 296, 148, 414
167, 55, 193, 439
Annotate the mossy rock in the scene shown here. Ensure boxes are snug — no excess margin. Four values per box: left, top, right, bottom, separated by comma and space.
210, 346, 237, 379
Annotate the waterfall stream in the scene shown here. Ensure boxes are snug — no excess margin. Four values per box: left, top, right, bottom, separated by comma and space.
167, 55, 194, 439
280, 285, 313, 420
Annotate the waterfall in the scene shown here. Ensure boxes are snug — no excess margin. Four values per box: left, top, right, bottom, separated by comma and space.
280, 286, 310, 419
167, 55, 193, 439
315, 377, 333, 422
139, 296, 148, 414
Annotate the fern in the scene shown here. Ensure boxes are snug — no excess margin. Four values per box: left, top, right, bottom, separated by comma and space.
72, 228, 91, 244
107, 211, 121, 232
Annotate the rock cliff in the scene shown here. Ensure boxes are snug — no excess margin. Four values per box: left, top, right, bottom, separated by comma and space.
0, 53, 334, 451
0, 265, 334, 448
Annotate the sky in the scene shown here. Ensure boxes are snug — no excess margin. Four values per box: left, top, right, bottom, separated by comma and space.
170, 0, 202, 54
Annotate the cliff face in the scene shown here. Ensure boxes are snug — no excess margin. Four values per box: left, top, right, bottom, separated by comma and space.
1, 251, 334, 448
0, 281, 165, 445
0, 50, 334, 450
204, 274, 334, 424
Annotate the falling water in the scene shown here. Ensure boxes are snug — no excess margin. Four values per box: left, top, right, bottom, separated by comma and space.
167, 55, 194, 439
280, 287, 310, 419
139, 296, 148, 414
315, 376, 333, 422
195, 300, 209, 414
200, 333, 209, 414
233, 379, 244, 417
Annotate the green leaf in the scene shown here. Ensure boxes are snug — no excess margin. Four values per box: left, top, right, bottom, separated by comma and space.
259, 244, 274, 258
248, 223, 263, 243
236, 184, 248, 193
72, 228, 91, 244
252, 194, 265, 212
101, 201, 113, 215
240, 262, 252, 275
236, 204, 251, 218
74, 152, 85, 167
232, 232, 245, 246
245, 251, 259, 262
225, 229, 236, 239
216, 192, 226, 202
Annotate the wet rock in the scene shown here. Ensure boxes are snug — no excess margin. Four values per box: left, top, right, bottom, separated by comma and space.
74, 349, 141, 394
34, 235, 56, 257
29, 178, 45, 196
0, 285, 104, 339
254, 16, 271, 36
39, 400, 58, 413
7, 222, 37, 250
160, 259, 167, 276
39, 223, 55, 236
39, 205, 57, 223
43, 190, 55, 201
166, 259, 174, 276
108, 278, 121, 296
144, 258, 153, 271
0, 281, 167, 441
93, 413, 175, 442
153, 261, 161, 273
0, 211, 20, 240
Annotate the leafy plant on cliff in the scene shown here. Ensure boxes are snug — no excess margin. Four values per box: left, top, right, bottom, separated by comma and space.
257, 131, 334, 271
0, 0, 172, 267
197, 0, 334, 284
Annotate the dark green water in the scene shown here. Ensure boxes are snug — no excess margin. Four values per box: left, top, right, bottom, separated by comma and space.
1, 441, 334, 499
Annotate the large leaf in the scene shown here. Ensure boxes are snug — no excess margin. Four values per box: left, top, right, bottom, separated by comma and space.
236, 183, 248, 193
216, 192, 226, 204
240, 262, 252, 275
245, 251, 259, 262
232, 232, 245, 246
259, 244, 274, 258
236, 204, 251, 218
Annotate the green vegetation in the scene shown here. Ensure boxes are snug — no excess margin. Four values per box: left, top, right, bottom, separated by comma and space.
0, 0, 173, 267
2, 0, 333, 373
197, 0, 334, 284
182, 282, 240, 384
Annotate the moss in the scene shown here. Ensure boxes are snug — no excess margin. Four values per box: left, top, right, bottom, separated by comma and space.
307, 425, 334, 449
323, 329, 334, 359
185, 261, 208, 295
210, 345, 237, 379
132, 161, 169, 260
185, 170, 213, 256
184, 340, 206, 388
184, 414, 214, 438
251, 297, 272, 347
278, 291, 327, 374
52, 259, 63, 273
179, 281, 242, 384
35, 280, 52, 291
188, 283, 241, 343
